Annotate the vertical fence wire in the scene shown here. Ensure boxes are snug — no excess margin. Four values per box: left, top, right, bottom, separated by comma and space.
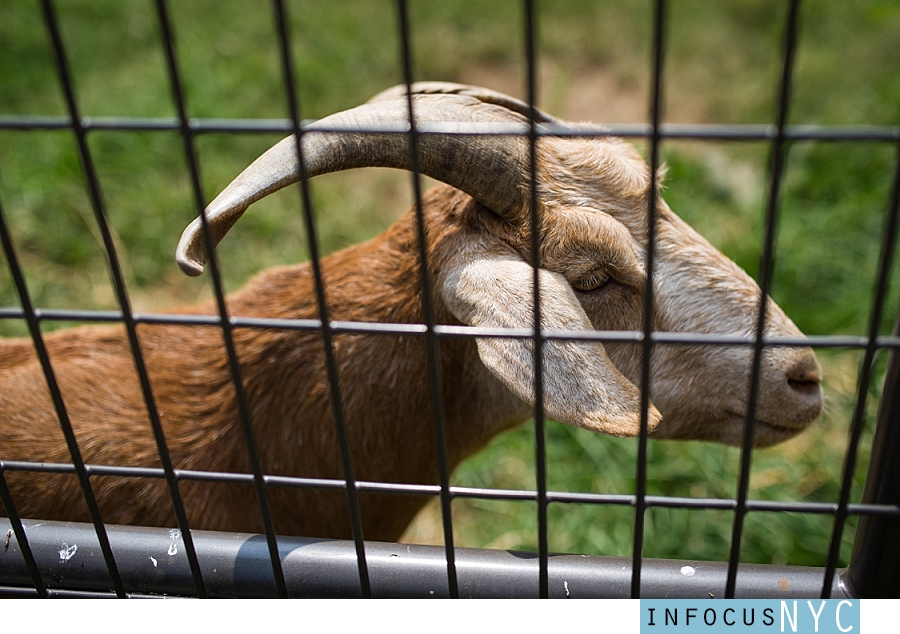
152, 0, 287, 598
36, 0, 210, 599
522, 0, 550, 599
847, 317, 900, 597
822, 133, 900, 597
270, 0, 372, 598
394, 0, 460, 599
37, 0, 144, 597
0, 202, 49, 598
630, 0, 667, 599
725, 0, 802, 598
0, 473, 45, 596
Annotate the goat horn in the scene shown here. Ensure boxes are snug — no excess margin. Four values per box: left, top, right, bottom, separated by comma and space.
176, 90, 537, 276
368, 82, 559, 124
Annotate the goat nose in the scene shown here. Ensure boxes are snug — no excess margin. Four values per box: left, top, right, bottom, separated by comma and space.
786, 354, 822, 397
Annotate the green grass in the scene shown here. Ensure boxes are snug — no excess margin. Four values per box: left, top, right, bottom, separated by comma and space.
1, 0, 899, 568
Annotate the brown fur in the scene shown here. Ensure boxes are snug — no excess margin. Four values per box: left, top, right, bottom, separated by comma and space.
1, 187, 524, 541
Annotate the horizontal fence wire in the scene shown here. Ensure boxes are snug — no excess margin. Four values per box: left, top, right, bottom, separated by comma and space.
1, 0, 899, 599
2, 115, 898, 142
2, 308, 900, 350
0, 458, 898, 516
6, 307, 900, 348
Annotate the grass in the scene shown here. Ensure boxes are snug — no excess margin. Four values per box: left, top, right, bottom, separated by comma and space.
1, 0, 899, 569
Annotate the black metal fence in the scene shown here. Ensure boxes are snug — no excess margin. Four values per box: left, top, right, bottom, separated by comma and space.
1, 0, 899, 598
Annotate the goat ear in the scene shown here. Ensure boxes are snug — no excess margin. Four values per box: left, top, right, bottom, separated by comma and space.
440, 252, 661, 437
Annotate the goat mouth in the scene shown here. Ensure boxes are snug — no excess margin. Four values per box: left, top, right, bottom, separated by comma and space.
725, 409, 809, 428
723, 411, 809, 442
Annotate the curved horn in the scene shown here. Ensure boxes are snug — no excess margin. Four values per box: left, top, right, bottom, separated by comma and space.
368, 82, 559, 124
176, 90, 534, 276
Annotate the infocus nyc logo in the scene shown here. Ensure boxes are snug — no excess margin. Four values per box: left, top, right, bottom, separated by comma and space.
641, 600, 859, 633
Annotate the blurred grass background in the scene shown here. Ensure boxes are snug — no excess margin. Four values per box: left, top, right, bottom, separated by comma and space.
1, 0, 898, 568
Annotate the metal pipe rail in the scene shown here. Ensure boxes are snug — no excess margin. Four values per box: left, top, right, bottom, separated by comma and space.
0, 518, 848, 599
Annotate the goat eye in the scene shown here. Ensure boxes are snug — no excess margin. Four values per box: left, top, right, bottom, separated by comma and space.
572, 271, 610, 293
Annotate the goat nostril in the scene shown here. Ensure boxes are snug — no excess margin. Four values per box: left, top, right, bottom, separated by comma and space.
788, 377, 820, 395
786, 365, 821, 396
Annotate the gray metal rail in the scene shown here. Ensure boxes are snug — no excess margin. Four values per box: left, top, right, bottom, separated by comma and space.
1, 518, 848, 599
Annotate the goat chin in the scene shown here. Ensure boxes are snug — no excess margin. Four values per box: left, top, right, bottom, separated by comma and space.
0, 83, 821, 541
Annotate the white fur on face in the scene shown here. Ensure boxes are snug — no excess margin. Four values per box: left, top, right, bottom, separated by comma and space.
516, 139, 823, 445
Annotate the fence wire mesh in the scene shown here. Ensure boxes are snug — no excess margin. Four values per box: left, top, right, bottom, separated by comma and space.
1, 0, 899, 598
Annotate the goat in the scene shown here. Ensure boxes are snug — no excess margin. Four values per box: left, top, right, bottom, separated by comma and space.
0, 83, 822, 542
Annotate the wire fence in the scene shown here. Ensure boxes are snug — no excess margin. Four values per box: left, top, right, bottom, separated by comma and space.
1, 0, 899, 598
